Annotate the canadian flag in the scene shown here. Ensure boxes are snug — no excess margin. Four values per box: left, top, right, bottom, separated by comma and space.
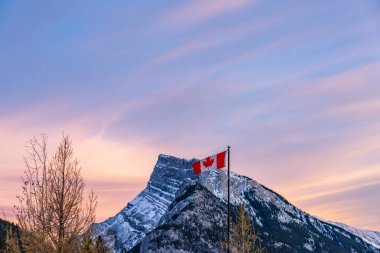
192, 151, 227, 175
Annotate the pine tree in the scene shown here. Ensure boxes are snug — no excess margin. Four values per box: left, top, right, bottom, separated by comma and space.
78, 234, 109, 253
79, 234, 94, 253
94, 236, 108, 253
222, 204, 265, 253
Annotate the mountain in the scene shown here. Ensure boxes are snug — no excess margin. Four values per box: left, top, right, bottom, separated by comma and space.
0, 218, 19, 251
93, 154, 380, 253
0, 218, 10, 251
93, 155, 195, 251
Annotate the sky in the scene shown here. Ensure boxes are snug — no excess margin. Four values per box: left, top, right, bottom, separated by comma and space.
0, 0, 380, 231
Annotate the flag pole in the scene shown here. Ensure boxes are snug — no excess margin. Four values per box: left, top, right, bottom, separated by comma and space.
227, 145, 230, 253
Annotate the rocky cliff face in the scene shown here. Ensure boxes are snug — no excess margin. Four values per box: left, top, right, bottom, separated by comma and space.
137, 181, 227, 253
93, 154, 380, 253
92, 155, 197, 251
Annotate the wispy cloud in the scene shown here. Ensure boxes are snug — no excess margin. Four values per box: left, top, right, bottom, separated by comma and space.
0, 108, 161, 222
161, 0, 254, 28
151, 14, 277, 65
296, 182, 380, 230
1, 0, 380, 231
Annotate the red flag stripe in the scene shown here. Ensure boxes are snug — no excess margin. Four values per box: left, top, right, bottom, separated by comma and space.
216, 151, 226, 169
192, 161, 201, 175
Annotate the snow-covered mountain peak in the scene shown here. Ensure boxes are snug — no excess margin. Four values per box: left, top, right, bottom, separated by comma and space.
148, 154, 196, 189
92, 154, 196, 252
93, 154, 380, 253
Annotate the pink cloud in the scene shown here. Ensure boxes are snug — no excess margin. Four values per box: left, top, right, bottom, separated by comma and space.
152, 14, 277, 65
161, 0, 254, 27
295, 182, 380, 230
2, 58, 380, 229
0, 108, 161, 223
86, 178, 147, 221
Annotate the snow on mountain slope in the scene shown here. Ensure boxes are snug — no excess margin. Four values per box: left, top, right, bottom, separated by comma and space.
328, 221, 380, 249
197, 169, 380, 252
94, 154, 380, 253
137, 181, 228, 253
134, 177, 379, 253
92, 155, 197, 252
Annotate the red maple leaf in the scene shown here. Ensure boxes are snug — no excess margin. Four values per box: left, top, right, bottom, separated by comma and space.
202, 157, 214, 169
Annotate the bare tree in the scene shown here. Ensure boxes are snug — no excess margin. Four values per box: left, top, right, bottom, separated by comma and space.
14, 134, 97, 253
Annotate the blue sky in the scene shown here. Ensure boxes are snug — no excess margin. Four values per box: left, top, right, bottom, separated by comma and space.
1, 0, 380, 230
